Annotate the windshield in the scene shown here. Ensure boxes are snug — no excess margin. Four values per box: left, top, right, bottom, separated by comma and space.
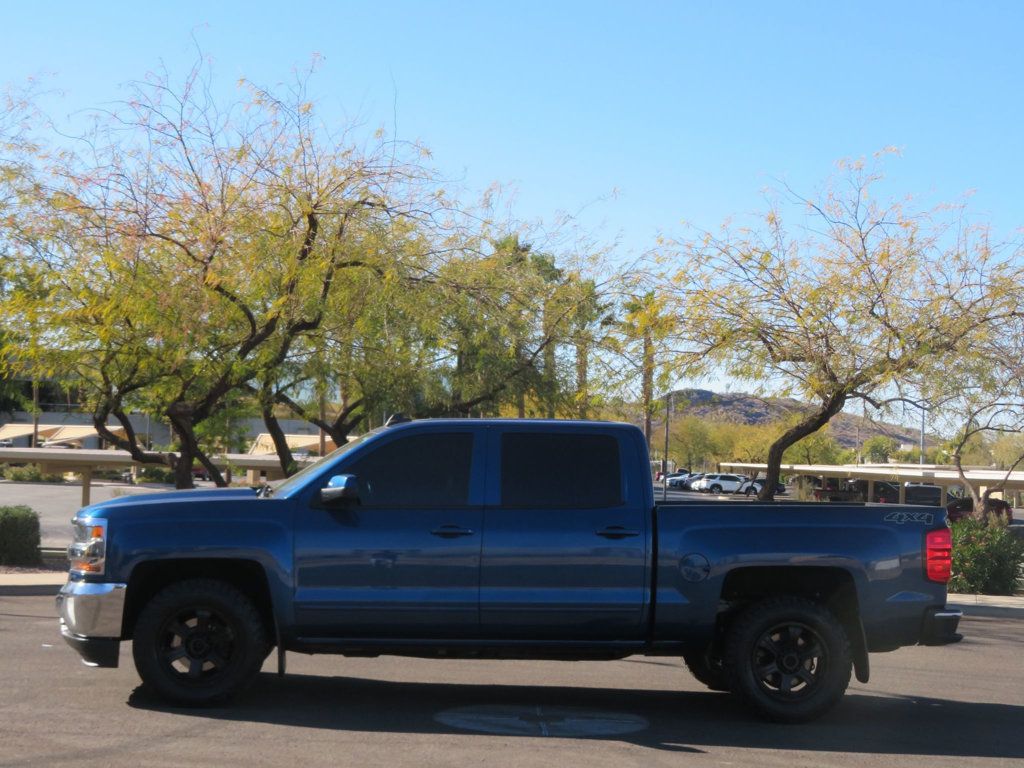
267, 427, 384, 498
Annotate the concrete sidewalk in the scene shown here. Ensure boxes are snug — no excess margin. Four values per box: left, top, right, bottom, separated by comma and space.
1, 570, 1021, 618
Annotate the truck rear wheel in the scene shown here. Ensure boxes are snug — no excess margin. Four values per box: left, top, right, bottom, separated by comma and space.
724, 596, 851, 722
132, 578, 269, 706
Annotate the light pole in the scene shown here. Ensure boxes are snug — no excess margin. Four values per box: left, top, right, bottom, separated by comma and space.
919, 402, 926, 466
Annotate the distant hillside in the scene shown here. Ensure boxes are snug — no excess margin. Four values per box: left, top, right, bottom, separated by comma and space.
666, 388, 930, 449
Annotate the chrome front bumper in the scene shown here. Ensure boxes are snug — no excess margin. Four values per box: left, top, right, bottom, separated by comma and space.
56, 580, 127, 667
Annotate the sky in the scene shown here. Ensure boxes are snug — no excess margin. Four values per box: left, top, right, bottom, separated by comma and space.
3, 1, 1023, 420
4, 0, 1022, 259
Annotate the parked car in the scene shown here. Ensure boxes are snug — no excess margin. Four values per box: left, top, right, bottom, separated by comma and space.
660, 471, 688, 485
668, 472, 695, 488
946, 495, 1013, 523
677, 472, 704, 490
691, 473, 745, 494
903, 483, 943, 507
737, 478, 786, 496
58, 418, 961, 723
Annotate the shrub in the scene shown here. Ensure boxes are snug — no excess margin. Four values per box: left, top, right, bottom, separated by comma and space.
137, 466, 175, 483
2, 464, 65, 483
0, 506, 41, 566
949, 516, 1024, 595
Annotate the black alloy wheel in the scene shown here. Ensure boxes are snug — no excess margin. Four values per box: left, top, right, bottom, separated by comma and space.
725, 596, 851, 722
133, 578, 269, 706
750, 622, 826, 699
158, 606, 236, 682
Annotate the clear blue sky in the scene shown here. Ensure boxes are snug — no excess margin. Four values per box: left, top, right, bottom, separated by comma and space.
4, 0, 1023, 256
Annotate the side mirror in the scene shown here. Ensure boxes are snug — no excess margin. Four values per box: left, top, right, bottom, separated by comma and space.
320, 474, 359, 505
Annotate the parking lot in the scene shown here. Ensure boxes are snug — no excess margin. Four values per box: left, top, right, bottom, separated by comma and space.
0, 595, 1020, 768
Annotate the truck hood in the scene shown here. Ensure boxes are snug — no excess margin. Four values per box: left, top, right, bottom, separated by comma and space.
80, 487, 258, 516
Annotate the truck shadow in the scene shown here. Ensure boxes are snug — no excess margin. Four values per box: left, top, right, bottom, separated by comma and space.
127, 673, 1024, 758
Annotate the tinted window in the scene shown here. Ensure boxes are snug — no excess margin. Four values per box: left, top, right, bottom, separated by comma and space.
344, 432, 473, 507
501, 432, 622, 508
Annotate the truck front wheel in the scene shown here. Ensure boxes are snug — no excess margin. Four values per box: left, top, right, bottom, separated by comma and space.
132, 578, 269, 706
724, 596, 851, 722
683, 647, 730, 692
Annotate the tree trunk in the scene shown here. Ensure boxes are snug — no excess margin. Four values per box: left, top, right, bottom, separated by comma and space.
575, 339, 589, 420
166, 402, 225, 489
543, 307, 557, 419
262, 401, 296, 477
642, 331, 653, 447
757, 392, 848, 501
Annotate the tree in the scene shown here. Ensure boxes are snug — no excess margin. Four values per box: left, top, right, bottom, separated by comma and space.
918, 332, 1024, 516
617, 289, 676, 448
783, 425, 849, 465
668, 415, 716, 470
2, 60, 449, 487
862, 436, 899, 463
667, 157, 1023, 500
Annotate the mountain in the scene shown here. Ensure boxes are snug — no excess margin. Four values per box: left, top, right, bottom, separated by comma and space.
666, 388, 931, 449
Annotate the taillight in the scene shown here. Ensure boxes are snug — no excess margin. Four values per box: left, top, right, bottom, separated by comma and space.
925, 528, 952, 583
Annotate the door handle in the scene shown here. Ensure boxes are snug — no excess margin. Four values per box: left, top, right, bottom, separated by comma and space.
596, 526, 641, 539
430, 525, 475, 538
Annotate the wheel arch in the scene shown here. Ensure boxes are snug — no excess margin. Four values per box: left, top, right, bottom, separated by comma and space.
122, 558, 277, 646
718, 565, 869, 684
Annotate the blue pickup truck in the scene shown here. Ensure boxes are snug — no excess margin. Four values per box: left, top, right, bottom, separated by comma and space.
57, 419, 961, 722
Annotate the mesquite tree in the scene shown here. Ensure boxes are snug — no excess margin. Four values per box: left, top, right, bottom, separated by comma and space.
667, 159, 1023, 500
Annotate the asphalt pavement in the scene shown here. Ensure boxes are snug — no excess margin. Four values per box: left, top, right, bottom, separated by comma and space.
0, 595, 1021, 768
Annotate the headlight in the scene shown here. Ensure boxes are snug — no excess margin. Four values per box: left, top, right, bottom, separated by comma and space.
68, 517, 107, 576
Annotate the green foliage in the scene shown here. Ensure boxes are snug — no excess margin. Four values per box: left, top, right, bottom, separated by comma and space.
1, 464, 65, 482
990, 434, 1024, 470
949, 517, 1024, 595
0, 505, 41, 565
783, 425, 849, 465
891, 446, 944, 464
137, 466, 175, 484
862, 436, 899, 463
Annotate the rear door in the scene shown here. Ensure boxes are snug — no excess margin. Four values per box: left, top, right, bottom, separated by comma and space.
479, 426, 649, 640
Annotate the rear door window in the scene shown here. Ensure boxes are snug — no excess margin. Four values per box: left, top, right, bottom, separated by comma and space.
500, 432, 622, 508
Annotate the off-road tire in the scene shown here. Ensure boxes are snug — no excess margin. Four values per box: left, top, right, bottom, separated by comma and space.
132, 578, 269, 706
724, 596, 851, 723
684, 647, 731, 692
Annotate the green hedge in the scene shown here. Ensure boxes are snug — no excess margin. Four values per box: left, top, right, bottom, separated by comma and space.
950, 517, 1024, 596
0, 464, 65, 483
137, 466, 175, 483
0, 506, 41, 566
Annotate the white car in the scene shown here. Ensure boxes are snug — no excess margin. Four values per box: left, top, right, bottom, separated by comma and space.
690, 473, 745, 494
737, 478, 788, 496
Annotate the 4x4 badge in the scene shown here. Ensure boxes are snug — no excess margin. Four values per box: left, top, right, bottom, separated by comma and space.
883, 511, 934, 525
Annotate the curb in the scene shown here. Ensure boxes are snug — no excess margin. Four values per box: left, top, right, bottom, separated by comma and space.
948, 597, 1024, 620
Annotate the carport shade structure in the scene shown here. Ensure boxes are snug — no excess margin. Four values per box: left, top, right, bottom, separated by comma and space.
248, 433, 337, 456
719, 461, 1024, 506
0, 423, 62, 443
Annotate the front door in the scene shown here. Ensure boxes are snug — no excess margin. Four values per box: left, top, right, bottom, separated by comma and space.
293, 428, 484, 639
